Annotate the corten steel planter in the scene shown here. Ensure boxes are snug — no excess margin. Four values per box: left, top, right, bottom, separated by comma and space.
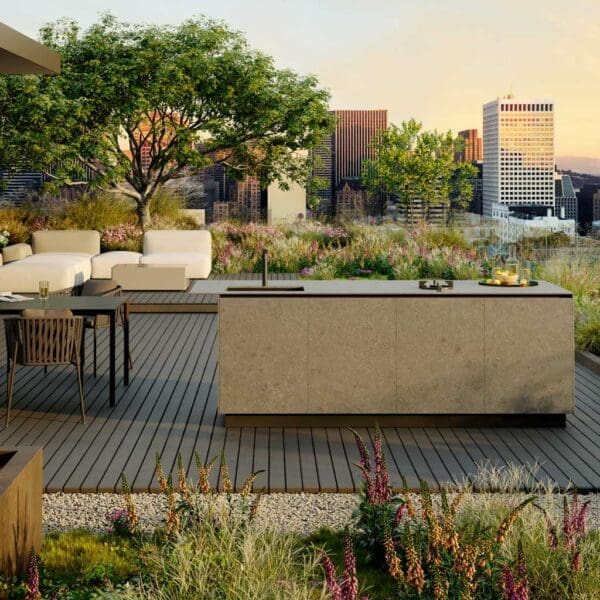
0, 447, 43, 578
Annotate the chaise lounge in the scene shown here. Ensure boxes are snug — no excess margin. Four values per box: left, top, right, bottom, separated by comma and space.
0, 230, 99, 293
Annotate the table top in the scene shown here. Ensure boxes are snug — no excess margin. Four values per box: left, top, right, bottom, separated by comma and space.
191, 279, 572, 298
0, 296, 125, 314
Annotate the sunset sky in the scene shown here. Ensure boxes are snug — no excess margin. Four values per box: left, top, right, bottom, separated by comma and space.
7, 0, 600, 168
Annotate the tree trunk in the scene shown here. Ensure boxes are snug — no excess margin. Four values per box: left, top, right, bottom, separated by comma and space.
136, 199, 152, 230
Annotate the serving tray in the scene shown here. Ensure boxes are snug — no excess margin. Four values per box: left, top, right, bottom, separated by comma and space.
478, 280, 539, 288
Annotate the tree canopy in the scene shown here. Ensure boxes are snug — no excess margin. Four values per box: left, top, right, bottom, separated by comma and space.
0, 14, 334, 226
361, 119, 477, 221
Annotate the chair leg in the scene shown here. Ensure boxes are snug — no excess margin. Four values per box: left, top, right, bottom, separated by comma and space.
75, 362, 86, 424
80, 327, 86, 380
93, 328, 97, 378
6, 362, 16, 427
128, 349, 133, 370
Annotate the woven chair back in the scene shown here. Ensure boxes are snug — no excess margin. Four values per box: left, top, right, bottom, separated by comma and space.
5, 317, 83, 366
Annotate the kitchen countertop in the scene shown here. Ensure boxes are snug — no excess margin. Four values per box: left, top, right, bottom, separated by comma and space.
191, 279, 572, 297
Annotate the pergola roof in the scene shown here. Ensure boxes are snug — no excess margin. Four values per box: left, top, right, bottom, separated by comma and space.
0, 21, 60, 74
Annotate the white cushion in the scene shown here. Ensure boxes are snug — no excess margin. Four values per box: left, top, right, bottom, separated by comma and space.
143, 230, 211, 255
2, 243, 33, 263
32, 230, 100, 255
140, 252, 211, 279
92, 251, 142, 279
0, 253, 92, 293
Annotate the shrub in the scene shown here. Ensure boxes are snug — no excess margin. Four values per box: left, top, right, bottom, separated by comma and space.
415, 225, 470, 250
575, 299, 600, 355
60, 193, 135, 231
349, 428, 402, 566
0, 206, 32, 243
540, 256, 600, 301
346, 431, 546, 599
149, 190, 188, 224
101, 223, 143, 252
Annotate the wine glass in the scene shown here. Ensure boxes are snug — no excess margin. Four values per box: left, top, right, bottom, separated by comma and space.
39, 280, 49, 301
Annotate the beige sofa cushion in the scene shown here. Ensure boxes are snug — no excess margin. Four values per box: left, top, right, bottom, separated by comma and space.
91, 251, 141, 279
143, 230, 211, 255
3, 243, 33, 263
32, 230, 100, 255
142, 230, 211, 279
0, 253, 92, 293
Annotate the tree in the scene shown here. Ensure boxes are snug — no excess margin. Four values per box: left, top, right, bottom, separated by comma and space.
361, 119, 477, 223
0, 14, 334, 227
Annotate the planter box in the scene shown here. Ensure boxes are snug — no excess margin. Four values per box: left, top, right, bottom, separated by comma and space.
576, 350, 600, 375
0, 447, 42, 578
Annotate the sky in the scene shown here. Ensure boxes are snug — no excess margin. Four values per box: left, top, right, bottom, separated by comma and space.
5, 0, 600, 165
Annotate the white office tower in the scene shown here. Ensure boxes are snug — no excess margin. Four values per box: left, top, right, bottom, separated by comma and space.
482, 96, 555, 218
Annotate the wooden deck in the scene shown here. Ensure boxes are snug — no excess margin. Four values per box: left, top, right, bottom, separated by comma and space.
0, 309, 599, 493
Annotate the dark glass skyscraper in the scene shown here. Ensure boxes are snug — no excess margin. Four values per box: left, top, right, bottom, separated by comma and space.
311, 109, 388, 215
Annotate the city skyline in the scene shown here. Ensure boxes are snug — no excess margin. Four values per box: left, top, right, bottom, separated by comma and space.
6, 0, 600, 170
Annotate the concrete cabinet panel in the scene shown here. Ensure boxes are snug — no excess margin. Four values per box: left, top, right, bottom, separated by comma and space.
484, 298, 574, 413
308, 298, 397, 413
397, 298, 485, 413
219, 297, 309, 413
218, 283, 574, 422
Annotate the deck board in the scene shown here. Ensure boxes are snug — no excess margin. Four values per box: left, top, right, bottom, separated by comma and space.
1, 310, 600, 492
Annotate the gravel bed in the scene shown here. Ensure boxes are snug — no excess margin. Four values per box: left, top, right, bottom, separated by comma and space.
43, 492, 359, 535
44, 492, 600, 536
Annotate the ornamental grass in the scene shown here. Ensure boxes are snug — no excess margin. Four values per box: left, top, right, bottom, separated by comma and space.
315, 430, 600, 600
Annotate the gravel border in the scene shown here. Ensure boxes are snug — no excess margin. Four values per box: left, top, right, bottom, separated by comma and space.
44, 492, 600, 536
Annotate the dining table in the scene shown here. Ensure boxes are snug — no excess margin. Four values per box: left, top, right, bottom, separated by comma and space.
0, 295, 130, 406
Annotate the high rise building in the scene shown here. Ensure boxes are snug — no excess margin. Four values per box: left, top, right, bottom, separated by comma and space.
226, 175, 262, 222
554, 173, 578, 221
311, 131, 334, 214
456, 129, 483, 163
482, 96, 555, 218
333, 109, 387, 186
577, 183, 600, 234
311, 109, 387, 216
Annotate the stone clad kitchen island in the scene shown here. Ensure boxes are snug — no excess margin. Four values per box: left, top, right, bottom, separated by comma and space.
218, 280, 574, 427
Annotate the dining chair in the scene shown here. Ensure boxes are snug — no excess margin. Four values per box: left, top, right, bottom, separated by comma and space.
80, 280, 132, 378
4, 312, 85, 426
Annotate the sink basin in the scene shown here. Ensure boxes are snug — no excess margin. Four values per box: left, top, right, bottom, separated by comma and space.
226, 286, 305, 292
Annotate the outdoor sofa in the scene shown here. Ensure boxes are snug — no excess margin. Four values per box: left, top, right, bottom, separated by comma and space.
0, 230, 99, 293
0, 229, 212, 293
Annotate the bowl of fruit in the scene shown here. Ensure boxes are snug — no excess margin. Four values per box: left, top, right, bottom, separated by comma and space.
494, 270, 519, 285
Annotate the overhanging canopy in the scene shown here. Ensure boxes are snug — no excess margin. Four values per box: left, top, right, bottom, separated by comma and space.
0, 21, 60, 74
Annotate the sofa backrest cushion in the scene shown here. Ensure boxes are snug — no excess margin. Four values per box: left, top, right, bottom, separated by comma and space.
2, 243, 32, 263
32, 230, 100, 255
143, 230, 211, 255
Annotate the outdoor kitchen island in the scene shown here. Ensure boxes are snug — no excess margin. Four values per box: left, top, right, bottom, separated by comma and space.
217, 280, 574, 426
